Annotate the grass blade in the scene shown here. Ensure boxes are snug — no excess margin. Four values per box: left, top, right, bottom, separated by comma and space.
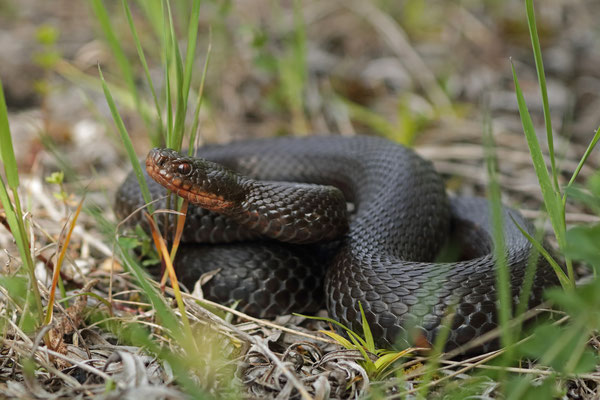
135, 0, 164, 40
296, 312, 371, 349
182, 0, 201, 107
0, 80, 42, 322
525, 0, 558, 192
116, 239, 181, 334
294, 313, 352, 332
0, 179, 41, 320
358, 302, 376, 353
44, 196, 85, 327
89, 0, 152, 135
0, 84, 19, 190
166, 0, 186, 149
187, 30, 212, 154
513, 220, 570, 289
511, 60, 573, 287
98, 66, 154, 214
514, 222, 543, 323
416, 304, 455, 400
53, 59, 155, 118
483, 109, 512, 352
346, 327, 369, 350
565, 125, 600, 192
373, 350, 409, 374
168, 200, 187, 262
320, 330, 354, 350
143, 212, 193, 339
163, 0, 173, 144
123, 0, 164, 138
346, 330, 374, 373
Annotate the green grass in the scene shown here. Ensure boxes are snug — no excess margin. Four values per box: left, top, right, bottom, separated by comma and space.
123, 0, 164, 135
501, 0, 600, 396
483, 109, 513, 359
0, 80, 43, 328
90, 0, 154, 139
511, 0, 600, 290
297, 302, 411, 381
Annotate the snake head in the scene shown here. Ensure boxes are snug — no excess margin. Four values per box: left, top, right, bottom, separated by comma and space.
146, 148, 245, 212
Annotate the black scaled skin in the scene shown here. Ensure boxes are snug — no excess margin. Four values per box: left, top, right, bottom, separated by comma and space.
115, 135, 559, 351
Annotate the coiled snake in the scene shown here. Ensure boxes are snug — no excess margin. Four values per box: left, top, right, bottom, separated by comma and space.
115, 135, 559, 351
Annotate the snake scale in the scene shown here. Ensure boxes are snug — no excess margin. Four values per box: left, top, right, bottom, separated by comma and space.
115, 135, 559, 351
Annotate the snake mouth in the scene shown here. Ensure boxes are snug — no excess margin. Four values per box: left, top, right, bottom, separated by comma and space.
146, 149, 235, 212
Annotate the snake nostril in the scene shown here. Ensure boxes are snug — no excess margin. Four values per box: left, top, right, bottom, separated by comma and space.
155, 154, 167, 167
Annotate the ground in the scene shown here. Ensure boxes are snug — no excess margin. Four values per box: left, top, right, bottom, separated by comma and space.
0, 0, 599, 399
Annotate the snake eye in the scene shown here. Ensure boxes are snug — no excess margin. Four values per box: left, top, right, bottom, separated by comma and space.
177, 162, 192, 175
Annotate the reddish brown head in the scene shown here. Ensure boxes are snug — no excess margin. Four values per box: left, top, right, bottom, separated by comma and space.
146, 148, 245, 212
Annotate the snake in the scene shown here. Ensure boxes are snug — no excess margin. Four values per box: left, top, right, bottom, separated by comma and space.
115, 135, 559, 351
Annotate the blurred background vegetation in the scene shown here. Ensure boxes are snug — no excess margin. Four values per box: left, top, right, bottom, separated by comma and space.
1, 0, 598, 153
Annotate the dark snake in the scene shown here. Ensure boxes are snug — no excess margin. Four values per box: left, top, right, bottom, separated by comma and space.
115, 135, 559, 351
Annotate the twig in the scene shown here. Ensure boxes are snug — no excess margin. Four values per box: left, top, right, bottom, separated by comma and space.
164, 285, 337, 345
189, 299, 315, 400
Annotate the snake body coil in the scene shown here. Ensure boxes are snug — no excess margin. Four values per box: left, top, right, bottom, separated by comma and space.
115, 135, 559, 351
